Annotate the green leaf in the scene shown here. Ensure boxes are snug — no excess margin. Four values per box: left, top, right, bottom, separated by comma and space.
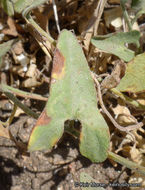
130, 0, 145, 24
0, 0, 14, 16
14, 0, 33, 13
14, 0, 48, 13
0, 40, 15, 57
80, 172, 105, 190
116, 53, 145, 93
111, 88, 145, 110
28, 30, 110, 162
1, 0, 48, 14
131, 0, 145, 12
91, 31, 140, 62
0, 39, 16, 69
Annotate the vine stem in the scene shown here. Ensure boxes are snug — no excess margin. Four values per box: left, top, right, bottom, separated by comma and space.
91, 72, 143, 132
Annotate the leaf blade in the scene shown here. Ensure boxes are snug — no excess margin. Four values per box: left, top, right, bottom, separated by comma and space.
91, 31, 140, 62
28, 30, 110, 162
116, 53, 145, 93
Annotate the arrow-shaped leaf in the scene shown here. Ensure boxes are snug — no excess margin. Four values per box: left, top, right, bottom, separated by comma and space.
116, 53, 145, 93
28, 30, 110, 162
91, 31, 140, 62
0, 39, 16, 68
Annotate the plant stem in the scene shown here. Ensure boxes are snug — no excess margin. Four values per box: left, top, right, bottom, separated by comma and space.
91, 72, 143, 132
0, 84, 48, 101
120, 0, 132, 31
4, 92, 39, 119
108, 151, 145, 175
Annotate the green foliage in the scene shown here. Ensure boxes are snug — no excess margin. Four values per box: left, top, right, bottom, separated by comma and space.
111, 89, 145, 110
116, 53, 145, 93
14, 0, 33, 13
0, 0, 32, 15
28, 30, 110, 162
0, 0, 14, 16
131, 0, 145, 12
131, 0, 145, 24
0, 39, 16, 68
0, 0, 48, 15
91, 31, 140, 62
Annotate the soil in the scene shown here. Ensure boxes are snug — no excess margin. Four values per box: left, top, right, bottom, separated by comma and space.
0, 116, 130, 190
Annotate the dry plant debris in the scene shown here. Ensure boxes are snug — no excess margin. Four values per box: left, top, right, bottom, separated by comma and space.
0, 0, 145, 189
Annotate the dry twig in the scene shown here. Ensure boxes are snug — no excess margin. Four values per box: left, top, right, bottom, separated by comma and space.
91, 72, 144, 133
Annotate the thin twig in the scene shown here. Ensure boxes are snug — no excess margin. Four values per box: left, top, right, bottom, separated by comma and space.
93, 0, 107, 36
52, 0, 60, 33
91, 72, 143, 132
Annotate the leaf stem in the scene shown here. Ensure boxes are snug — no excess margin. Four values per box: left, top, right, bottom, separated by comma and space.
4, 92, 39, 119
120, 0, 132, 31
0, 84, 48, 101
91, 72, 143, 132
108, 151, 145, 175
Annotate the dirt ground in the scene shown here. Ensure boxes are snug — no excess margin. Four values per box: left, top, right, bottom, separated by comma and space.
0, 0, 145, 190
0, 115, 131, 190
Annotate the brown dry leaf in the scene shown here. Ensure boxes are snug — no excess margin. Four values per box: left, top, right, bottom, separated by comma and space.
0, 72, 7, 84
78, 0, 96, 33
98, 53, 111, 73
129, 130, 145, 186
12, 65, 27, 77
108, 0, 120, 3
104, 7, 122, 29
22, 78, 41, 88
132, 21, 140, 31
83, 30, 94, 52
26, 64, 37, 78
101, 60, 126, 89
80, 0, 102, 51
121, 145, 132, 157
130, 145, 143, 164
112, 103, 136, 125
15, 107, 24, 117
12, 52, 30, 70
0, 123, 10, 139
33, 9, 49, 32
2, 17, 18, 37
90, 51, 111, 74
12, 41, 24, 55
134, 129, 145, 151
129, 173, 145, 189
27, 5, 54, 61
120, 128, 145, 188
114, 133, 134, 155
137, 99, 145, 106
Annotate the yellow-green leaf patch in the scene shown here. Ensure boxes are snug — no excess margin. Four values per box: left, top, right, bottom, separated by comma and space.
28, 30, 110, 162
